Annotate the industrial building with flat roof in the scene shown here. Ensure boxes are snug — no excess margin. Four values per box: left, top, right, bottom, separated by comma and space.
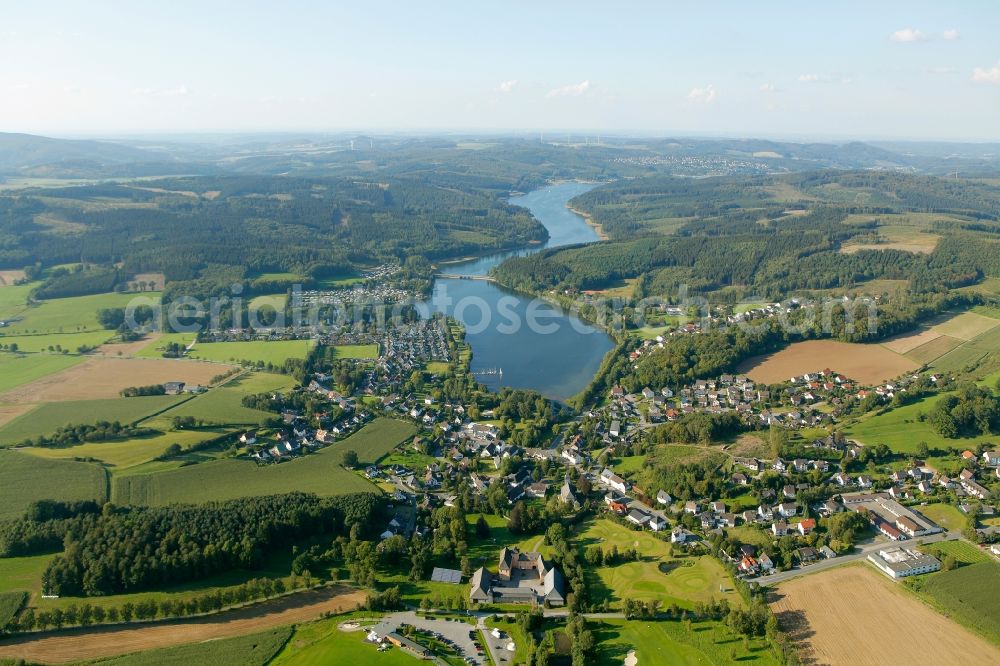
867, 547, 941, 579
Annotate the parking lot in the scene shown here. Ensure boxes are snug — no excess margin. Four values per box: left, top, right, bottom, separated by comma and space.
371, 611, 488, 665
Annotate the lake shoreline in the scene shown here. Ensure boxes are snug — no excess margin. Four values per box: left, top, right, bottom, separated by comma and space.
567, 204, 609, 241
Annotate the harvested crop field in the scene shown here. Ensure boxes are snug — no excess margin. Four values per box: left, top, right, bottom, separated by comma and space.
736, 340, 918, 385
768, 565, 1000, 666
0, 586, 365, 664
0, 270, 26, 286
931, 312, 999, 341
904, 335, 963, 365
881, 328, 941, 354
0, 357, 233, 404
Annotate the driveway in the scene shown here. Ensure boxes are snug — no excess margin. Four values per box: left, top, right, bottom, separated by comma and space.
373, 611, 486, 666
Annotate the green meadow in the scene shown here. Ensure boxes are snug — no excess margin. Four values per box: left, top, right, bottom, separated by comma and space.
0, 450, 107, 520
330, 344, 379, 359
147, 372, 298, 427
2, 292, 151, 335
0, 330, 114, 353
270, 620, 413, 666
0, 352, 83, 392
843, 391, 988, 453
187, 339, 315, 365
591, 618, 779, 665
0, 395, 185, 444
111, 418, 414, 506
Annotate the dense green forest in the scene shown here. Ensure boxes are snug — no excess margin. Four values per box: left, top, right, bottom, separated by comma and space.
493, 170, 1000, 301
0, 175, 546, 300
0, 493, 379, 596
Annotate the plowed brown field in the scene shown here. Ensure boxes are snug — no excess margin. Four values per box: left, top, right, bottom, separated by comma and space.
0, 586, 365, 664
769, 565, 1000, 666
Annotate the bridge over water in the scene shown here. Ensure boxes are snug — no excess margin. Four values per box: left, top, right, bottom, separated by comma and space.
434, 273, 497, 282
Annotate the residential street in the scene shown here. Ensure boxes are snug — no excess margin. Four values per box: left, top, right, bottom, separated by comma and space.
747, 531, 957, 586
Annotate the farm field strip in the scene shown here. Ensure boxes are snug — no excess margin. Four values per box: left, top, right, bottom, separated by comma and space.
769, 565, 1000, 665
0, 586, 365, 665
930, 312, 999, 341
881, 328, 942, 354
737, 339, 918, 385
0, 356, 234, 405
903, 334, 963, 365
0, 450, 107, 520
0, 395, 186, 444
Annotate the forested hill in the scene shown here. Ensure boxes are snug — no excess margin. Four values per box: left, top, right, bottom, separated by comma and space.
0, 133, 164, 172
492, 170, 1000, 301
0, 175, 545, 300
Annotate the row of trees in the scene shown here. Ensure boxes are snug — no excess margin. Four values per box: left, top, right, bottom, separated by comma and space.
11, 576, 292, 634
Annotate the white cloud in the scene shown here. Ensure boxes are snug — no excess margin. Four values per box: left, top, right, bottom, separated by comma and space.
972, 61, 1000, 84
546, 80, 590, 98
798, 73, 820, 83
759, 83, 775, 93
133, 85, 190, 97
497, 79, 517, 93
890, 27, 925, 42
943, 28, 959, 41
687, 84, 717, 103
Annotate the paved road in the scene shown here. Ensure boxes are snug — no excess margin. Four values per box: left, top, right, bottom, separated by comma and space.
747, 531, 956, 586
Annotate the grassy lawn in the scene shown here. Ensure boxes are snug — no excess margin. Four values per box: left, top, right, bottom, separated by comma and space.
591, 618, 779, 665
271, 618, 416, 666
110, 419, 413, 505
0, 450, 108, 520
575, 519, 744, 610
917, 503, 967, 532
0, 554, 55, 596
0, 282, 34, 320
331, 344, 379, 360
97, 627, 293, 666
843, 391, 986, 453
0, 352, 83, 392
378, 449, 438, 470
424, 361, 450, 375
0, 395, 186, 444
725, 525, 774, 548
187, 340, 315, 365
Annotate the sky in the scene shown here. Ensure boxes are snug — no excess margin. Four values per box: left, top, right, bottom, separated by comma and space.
2, 1, 999, 140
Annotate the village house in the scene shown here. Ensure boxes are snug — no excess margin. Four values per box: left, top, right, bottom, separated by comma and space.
599, 468, 630, 494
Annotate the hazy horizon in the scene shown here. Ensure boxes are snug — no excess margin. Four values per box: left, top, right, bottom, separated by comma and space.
3, 1, 999, 140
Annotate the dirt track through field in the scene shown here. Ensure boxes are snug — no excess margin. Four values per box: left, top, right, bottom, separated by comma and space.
0, 586, 365, 664
0, 356, 233, 404
769, 565, 1000, 666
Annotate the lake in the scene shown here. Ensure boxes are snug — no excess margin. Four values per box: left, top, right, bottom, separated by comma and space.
426, 182, 614, 401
